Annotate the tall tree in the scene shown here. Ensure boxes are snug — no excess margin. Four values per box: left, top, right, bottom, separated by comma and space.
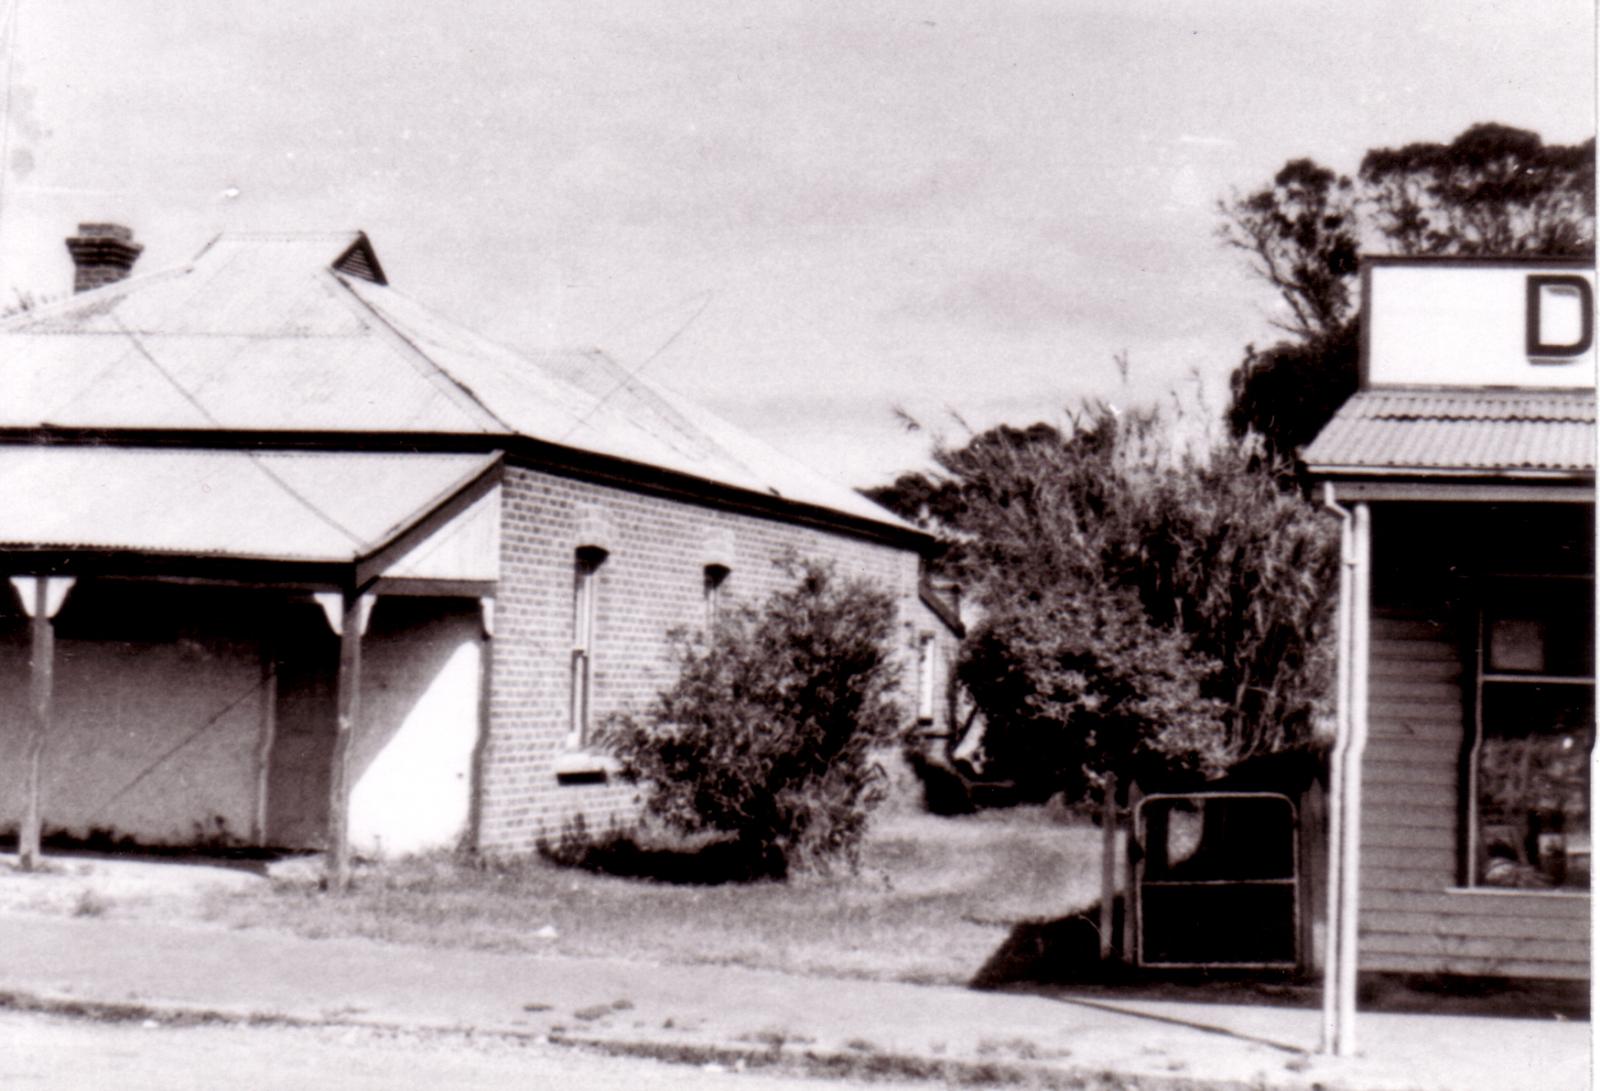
1217, 158, 1360, 341
1361, 123, 1595, 258
1221, 123, 1596, 461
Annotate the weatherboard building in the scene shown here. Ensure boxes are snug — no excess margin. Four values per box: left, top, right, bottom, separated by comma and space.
1302, 256, 1593, 1047
0, 224, 957, 867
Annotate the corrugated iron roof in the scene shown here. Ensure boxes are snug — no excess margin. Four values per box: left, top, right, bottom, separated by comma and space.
1302, 388, 1596, 475
0, 447, 500, 566
341, 280, 905, 526
2, 232, 915, 534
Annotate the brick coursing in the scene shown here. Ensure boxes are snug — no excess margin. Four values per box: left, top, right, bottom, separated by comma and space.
475, 460, 931, 854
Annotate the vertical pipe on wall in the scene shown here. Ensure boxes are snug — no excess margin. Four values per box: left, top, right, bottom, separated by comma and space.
1336, 502, 1372, 1055
1319, 485, 1354, 1054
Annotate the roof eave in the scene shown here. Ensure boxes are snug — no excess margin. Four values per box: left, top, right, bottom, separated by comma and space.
1303, 463, 1593, 480
1307, 465, 1595, 504
501, 438, 935, 552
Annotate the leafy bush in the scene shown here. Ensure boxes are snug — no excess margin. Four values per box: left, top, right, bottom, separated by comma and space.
602, 560, 904, 878
876, 404, 1338, 804
958, 581, 1225, 803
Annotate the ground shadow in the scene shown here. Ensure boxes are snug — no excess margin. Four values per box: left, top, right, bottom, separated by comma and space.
540, 832, 785, 885
0, 829, 291, 870
970, 898, 1587, 1021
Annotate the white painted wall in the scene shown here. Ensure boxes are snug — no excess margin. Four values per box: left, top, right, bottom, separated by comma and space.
348, 600, 483, 857
1367, 263, 1595, 388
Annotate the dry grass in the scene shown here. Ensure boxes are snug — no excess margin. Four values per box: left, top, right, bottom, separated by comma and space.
203, 806, 1105, 986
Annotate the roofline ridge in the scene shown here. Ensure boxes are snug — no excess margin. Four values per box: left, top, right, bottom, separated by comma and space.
325, 275, 516, 435
559, 349, 771, 485
609, 361, 922, 533
0, 263, 197, 330
204, 229, 366, 242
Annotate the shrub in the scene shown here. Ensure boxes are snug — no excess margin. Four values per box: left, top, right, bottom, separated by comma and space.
877, 405, 1338, 804
958, 580, 1226, 803
602, 560, 904, 878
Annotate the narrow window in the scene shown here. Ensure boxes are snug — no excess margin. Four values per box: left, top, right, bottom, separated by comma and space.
916, 632, 936, 724
703, 564, 729, 627
1470, 580, 1593, 890
569, 546, 606, 749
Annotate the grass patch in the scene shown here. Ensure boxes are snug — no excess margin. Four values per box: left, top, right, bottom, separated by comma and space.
204, 807, 1105, 986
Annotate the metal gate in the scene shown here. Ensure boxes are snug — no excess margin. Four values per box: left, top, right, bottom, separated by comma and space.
1133, 791, 1299, 969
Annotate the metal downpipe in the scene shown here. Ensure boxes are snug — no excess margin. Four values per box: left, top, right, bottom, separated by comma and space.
1319, 484, 1353, 1054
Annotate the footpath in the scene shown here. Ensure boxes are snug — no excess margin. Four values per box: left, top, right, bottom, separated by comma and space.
0, 907, 1587, 1091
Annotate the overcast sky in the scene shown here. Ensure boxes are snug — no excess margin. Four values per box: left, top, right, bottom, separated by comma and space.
0, 2, 1593, 486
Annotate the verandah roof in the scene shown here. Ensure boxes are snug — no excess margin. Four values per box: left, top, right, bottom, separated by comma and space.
1301, 388, 1596, 478
0, 446, 500, 574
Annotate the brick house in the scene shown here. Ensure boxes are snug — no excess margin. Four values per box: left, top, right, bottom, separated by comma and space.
0, 225, 954, 867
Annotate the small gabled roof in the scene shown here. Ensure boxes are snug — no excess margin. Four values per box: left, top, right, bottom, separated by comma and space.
1, 232, 917, 538
1302, 388, 1595, 478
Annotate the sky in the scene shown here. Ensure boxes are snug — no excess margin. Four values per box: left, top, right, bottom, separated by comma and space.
0, 1, 1593, 488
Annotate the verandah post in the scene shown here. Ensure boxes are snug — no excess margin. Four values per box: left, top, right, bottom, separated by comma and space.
316, 590, 372, 893
10, 576, 74, 872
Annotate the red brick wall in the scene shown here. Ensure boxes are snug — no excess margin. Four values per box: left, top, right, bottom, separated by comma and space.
476, 462, 932, 853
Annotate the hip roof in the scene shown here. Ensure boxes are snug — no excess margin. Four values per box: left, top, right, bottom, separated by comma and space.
1, 232, 917, 538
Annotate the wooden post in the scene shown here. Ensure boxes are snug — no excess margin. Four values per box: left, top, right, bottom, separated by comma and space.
1099, 772, 1118, 963
321, 592, 372, 892
10, 576, 73, 873
1122, 778, 1142, 963
253, 636, 278, 847
464, 596, 495, 854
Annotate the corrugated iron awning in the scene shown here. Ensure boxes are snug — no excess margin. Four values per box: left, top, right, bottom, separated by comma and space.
0, 446, 501, 570
1302, 389, 1596, 477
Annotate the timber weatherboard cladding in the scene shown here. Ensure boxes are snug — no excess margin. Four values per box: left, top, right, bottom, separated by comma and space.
1359, 607, 1590, 979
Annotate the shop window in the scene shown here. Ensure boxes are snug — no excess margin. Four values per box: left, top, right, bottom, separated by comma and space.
704, 563, 729, 627
1471, 581, 1593, 890
569, 546, 606, 749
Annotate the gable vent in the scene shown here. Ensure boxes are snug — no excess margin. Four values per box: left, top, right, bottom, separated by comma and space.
331, 234, 387, 285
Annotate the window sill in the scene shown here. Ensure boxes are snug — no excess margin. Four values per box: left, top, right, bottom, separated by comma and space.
554, 750, 620, 785
1444, 885, 1591, 899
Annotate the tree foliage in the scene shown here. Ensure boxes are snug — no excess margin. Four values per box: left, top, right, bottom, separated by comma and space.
874, 408, 1338, 802
1217, 158, 1360, 342
1360, 123, 1595, 258
1221, 123, 1596, 461
602, 560, 903, 878
1224, 319, 1360, 463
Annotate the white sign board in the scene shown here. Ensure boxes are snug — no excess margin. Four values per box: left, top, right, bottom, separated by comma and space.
1365, 261, 1596, 388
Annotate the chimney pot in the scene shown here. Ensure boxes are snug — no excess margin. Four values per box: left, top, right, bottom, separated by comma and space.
65, 222, 143, 294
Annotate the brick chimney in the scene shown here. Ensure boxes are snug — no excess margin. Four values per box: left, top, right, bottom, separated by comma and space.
65, 223, 143, 293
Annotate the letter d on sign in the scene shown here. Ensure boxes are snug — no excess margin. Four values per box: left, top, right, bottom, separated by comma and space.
1526, 274, 1594, 359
